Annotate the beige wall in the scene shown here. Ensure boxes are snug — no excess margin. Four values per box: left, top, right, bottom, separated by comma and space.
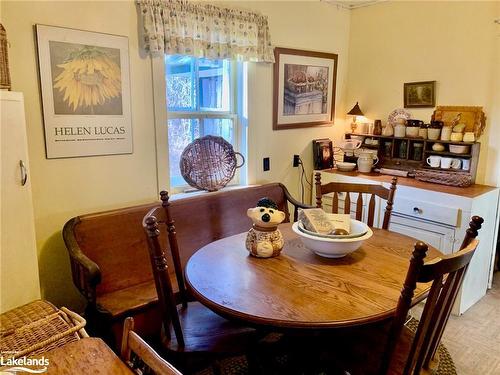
1, 1, 158, 309
1, 0, 351, 309
346, 1, 500, 186
238, 2, 350, 197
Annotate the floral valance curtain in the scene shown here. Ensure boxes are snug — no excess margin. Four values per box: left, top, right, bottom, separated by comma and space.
137, 0, 275, 62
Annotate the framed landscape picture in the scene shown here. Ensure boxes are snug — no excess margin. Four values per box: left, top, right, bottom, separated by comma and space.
404, 80, 436, 108
273, 48, 338, 130
36, 25, 132, 158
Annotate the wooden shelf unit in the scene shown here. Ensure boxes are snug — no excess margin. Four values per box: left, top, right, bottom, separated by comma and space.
345, 133, 480, 182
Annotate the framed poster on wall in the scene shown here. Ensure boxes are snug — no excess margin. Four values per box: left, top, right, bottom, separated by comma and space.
273, 47, 338, 130
36, 24, 132, 158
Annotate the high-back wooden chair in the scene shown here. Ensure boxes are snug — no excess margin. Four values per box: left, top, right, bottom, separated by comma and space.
380, 215, 483, 374
314, 172, 398, 229
121, 317, 183, 375
142, 191, 255, 357
327, 216, 483, 375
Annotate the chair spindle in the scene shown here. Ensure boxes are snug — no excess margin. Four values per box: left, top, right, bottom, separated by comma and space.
356, 193, 363, 221
344, 192, 351, 215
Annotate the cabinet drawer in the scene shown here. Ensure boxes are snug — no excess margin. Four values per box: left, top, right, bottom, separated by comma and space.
390, 214, 456, 254
392, 197, 459, 227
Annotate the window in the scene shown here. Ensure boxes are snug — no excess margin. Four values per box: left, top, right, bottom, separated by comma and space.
165, 55, 245, 189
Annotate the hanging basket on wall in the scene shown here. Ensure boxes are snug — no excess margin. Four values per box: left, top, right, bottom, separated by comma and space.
0, 24, 11, 90
180, 135, 245, 192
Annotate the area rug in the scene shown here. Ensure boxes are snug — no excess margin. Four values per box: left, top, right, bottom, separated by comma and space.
192, 318, 458, 375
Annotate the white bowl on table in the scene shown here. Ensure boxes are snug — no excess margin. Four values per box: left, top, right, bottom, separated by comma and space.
298, 219, 368, 239
336, 162, 356, 172
292, 221, 373, 258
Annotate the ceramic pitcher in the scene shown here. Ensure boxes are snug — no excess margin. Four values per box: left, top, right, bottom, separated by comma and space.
357, 151, 379, 173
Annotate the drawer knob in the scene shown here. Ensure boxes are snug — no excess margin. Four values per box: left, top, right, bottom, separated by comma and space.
413, 207, 422, 214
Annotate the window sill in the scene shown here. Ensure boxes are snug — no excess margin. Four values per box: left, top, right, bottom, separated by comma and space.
169, 184, 258, 201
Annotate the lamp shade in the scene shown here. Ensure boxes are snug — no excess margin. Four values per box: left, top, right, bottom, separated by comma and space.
347, 102, 364, 116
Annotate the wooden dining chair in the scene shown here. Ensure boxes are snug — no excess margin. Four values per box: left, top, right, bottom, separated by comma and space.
326, 216, 483, 375
142, 191, 256, 365
314, 172, 398, 229
121, 317, 183, 375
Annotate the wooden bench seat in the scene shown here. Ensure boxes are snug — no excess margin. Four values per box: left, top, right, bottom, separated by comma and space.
97, 280, 162, 318
63, 183, 308, 349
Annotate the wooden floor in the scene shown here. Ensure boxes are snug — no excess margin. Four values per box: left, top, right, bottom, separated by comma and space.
414, 273, 500, 375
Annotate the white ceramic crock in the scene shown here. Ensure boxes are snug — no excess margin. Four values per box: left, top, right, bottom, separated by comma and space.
357, 151, 379, 173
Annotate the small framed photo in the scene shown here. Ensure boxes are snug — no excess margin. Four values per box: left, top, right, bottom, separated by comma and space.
273, 48, 338, 130
404, 80, 436, 108
312, 138, 334, 170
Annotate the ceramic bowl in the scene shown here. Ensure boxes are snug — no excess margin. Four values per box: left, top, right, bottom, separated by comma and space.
292, 222, 373, 258
449, 145, 470, 154
298, 219, 369, 239
336, 162, 356, 172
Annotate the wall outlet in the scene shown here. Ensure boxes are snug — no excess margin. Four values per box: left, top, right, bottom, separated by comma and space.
263, 157, 270, 171
293, 155, 300, 167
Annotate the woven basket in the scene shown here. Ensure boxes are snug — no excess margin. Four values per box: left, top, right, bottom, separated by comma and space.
0, 300, 88, 360
180, 135, 245, 192
0, 23, 11, 90
415, 168, 472, 187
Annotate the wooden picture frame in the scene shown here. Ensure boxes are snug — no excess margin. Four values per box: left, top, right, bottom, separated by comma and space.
273, 47, 338, 130
403, 80, 436, 108
432, 106, 486, 139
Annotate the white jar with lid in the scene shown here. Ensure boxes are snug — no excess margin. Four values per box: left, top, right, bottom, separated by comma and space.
440, 126, 452, 141
394, 124, 406, 137
463, 132, 475, 142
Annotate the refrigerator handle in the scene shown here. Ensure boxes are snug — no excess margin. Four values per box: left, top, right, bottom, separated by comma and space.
20, 160, 28, 186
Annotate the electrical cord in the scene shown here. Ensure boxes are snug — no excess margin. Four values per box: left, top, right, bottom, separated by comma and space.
297, 157, 312, 203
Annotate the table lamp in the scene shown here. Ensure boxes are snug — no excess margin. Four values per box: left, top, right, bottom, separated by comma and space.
347, 102, 364, 133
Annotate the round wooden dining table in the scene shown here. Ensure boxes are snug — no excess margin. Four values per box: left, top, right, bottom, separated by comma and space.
185, 223, 442, 330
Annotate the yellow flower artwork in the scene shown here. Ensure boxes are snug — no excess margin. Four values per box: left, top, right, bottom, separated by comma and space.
50, 42, 123, 115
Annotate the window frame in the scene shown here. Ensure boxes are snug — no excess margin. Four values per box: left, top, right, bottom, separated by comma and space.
151, 56, 246, 195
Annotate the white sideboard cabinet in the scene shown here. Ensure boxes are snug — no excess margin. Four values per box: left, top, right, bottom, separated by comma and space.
317, 170, 500, 315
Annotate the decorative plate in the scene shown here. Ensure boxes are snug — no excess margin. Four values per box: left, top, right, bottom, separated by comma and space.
388, 108, 412, 126
180, 135, 245, 192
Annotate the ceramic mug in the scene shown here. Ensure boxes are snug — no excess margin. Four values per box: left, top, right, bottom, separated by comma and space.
441, 157, 453, 169
451, 159, 461, 169
426, 155, 441, 168
461, 159, 471, 170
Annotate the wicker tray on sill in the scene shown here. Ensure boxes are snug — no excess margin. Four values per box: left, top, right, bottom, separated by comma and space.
415, 168, 472, 187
